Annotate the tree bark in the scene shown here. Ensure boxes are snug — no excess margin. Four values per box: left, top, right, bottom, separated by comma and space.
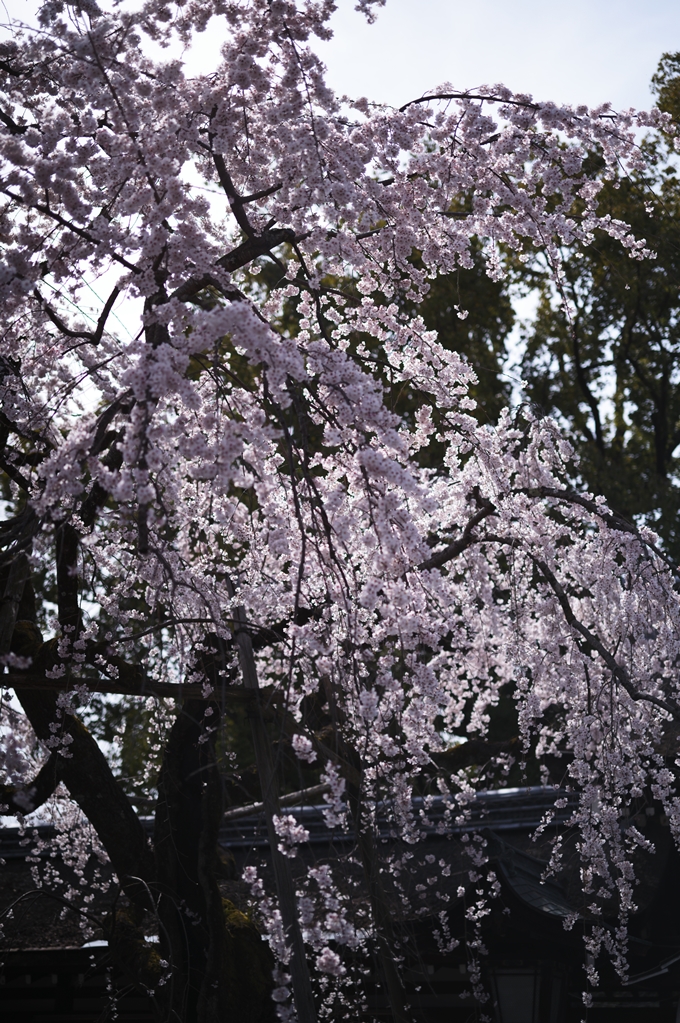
2, 556, 156, 911
0, 751, 60, 815
17, 684, 156, 909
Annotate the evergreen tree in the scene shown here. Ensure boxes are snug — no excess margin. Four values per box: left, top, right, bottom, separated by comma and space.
519, 56, 680, 559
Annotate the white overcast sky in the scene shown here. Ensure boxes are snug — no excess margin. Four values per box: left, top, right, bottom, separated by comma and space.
315, 0, 680, 112
2, 0, 680, 113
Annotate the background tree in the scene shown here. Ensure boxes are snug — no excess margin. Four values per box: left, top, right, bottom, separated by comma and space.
519, 55, 680, 559
1, 4, 680, 1023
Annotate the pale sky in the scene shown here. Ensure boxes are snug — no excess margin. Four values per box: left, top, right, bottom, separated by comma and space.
315, 0, 680, 112
2, 0, 680, 113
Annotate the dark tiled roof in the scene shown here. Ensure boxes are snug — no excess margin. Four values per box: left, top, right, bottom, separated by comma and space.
486, 832, 574, 918
0, 786, 578, 859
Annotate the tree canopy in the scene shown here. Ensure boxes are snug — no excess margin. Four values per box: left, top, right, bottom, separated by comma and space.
518, 143, 680, 561
2, 3, 680, 1021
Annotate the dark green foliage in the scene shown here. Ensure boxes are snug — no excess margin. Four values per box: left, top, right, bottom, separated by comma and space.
419, 257, 514, 424
652, 52, 680, 125
519, 101, 680, 559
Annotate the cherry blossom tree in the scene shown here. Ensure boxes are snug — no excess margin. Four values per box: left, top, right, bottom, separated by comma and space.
1, 1, 680, 1021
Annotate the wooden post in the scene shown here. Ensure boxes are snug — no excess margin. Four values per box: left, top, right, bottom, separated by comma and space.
233, 606, 317, 1023
0, 552, 29, 656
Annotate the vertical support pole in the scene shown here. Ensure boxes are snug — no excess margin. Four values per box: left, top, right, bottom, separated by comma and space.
233, 606, 317, 1023
351, 802, 409, 1023
0, 552, 29, 655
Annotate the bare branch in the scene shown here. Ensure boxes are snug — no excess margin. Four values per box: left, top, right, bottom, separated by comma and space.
419, 494, 497, 571
216, 227, 298, 272
0, 106, 27, 135
0, 452, 31, 492
17, 685, 156, 909
399, 91, 540, 113
523, 486, 680, 577
240, 181, 284, 204
2, 190, 140, 274
213, 154, 256, 238
2, 671, 276, 702
34, 285, 120, 345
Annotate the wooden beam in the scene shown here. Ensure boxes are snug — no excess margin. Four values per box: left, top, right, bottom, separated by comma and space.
129, 782, 332, 818
222, 782, 330, 822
